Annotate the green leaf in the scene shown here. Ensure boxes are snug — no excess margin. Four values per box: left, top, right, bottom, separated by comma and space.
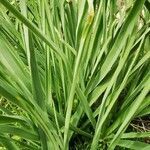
117, 140, 150, 150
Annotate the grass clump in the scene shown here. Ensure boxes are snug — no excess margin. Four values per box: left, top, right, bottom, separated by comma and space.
0, 0, 150, 149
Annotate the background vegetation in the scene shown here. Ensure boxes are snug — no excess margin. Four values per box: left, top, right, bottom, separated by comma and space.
0, 0, 150, 149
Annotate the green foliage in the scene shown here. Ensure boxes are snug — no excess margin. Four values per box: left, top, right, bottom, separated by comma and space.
0, 0, 150, 149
